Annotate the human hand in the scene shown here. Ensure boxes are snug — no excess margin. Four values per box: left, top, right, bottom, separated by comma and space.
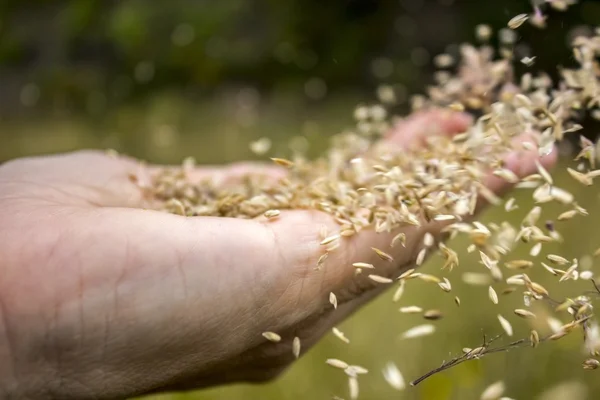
0, 110, 556, 399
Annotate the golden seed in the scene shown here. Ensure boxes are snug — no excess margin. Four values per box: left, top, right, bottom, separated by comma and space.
514, 309, 536, 319
292, 336, 301, 359
270, 157, 294, 167
372, 247, 394, 262
423, 309, 443, 320
368, 274, 393, 284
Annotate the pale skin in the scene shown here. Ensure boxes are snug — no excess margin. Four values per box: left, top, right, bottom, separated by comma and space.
0, 110, 556, 399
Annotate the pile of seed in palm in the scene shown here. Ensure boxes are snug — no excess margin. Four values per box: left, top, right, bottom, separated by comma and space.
147, 1, 600, 398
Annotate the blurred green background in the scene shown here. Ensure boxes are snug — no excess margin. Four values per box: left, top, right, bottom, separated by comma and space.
2, 0, 600, 399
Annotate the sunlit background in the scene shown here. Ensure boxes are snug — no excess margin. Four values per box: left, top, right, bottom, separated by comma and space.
2, 0, 600, 399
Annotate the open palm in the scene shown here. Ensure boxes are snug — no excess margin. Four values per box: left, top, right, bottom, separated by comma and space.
0, 110, 555, 399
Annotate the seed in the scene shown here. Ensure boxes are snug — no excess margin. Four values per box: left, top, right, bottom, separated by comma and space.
416, 248, 427, 266
438, 278, 452, 293
398, 269, 415, 280
504, 197, 518, 212
393, 280, 406, 302
508, 13, 529, 29
549, 330, 568, 340
270, 157, 294, 167
321, 234, 340, 246
262, 332, 282, 342
330, 292, 338, 309
535, 160, 553, 185
423, 309, 443, 320
353, 262, 375, 269
530, 330, 540, 347
348, 376, 359, 400
327, 358, 349, 369
583, 359, 600, 370
332, 327, 350, 344
454, 296, 461, 307
400, 306, 423, 314
292, 336, 301, 359
489, 286, 499, 304
369, 274, 393, 284
529, 282, 549, 296
317, 253, 329, 269
547, 254, 569, 265
372, 247, 394, 262
558, 210, 578, 221
530, 242, 542, 257
505, 260, 534, 270
400, 324, 435, 339
493, 168, 520, 183
498, 314, 513, 336
383, 362, 406, 391
567, 167, 593, 186
520, 56, 536, 66
391, 232, 407, 248
481, 380, 506, 400
514, 309, 536, 319
417, 274, 441, 284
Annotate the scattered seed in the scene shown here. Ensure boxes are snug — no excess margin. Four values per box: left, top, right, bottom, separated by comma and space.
333, 327, 350, 344
383, 362, 406, 391
330, 292, 338, 309
400, 306, 423, 314
369, 274, 393, 284
372, 247, 394, 262
498, 314, 513, 336
327, 359, 349, 369
262, 332, 282, 342
508, 13, 529, 29
400, 324, 436, 339
424, 309, 444, 320
514, 309, 536, 319
489, 286, 499, 304
481, 380, 505, 400
292, 336, 301, 359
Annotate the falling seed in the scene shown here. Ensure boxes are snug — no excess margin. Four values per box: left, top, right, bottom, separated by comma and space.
400, 324, 436, 339
547, 254, 569, 265
438, 278, 452, 292
423, 232, 435, 247
508, 13, 529, 29
454, 296, 461, 307
249, 137, 272, 155
332, 327, 350, 344
530, 330, 540, 347
416, 248, 427, 266
549, 330, 568, 341
583, 359, 600, 370
505, 260, 534, 270
348, 376, 359, 400
530, 242, 542, 257
514, 309, 536, 319
567, 167, 593, 186
423, 309, 444, 320
393, 280, 406, 302
520, 56, 536, 66
330, 292, 338, 309
372, 247, 394, 262
270, 157, 294, 167
262, 332, 282, 342
489, 286, 499, 304
353, 262, 375, 269
327, 359, 349, 369
504, 197, 518, 212
558, 210, 577, 221
535, 160, 553, 185
369, 274, 393, 284
400, 306, 423, 314
481, 380, 506, 400
383, 362, 406, 391
498, 314, 514, 336
292, 336, 301, 359
391, 232, 407, 248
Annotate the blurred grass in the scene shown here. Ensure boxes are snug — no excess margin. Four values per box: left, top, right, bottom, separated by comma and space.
1, 94, 600, 399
